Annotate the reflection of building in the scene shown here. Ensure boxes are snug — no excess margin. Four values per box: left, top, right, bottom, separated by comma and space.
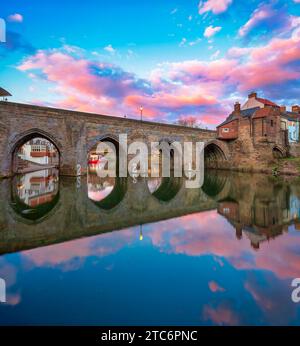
218, 200, 284, 250
88, 149, 112, 174
18, 138, 58, 165
217, 176, 300, 250
88, 153, 103, 171
17, 169, 59, 207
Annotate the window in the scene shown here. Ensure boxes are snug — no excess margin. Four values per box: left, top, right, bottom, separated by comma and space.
222, 128, 229, 133
271, 120, 274, 127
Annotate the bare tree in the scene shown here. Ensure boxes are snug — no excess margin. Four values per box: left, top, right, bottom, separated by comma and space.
175, 116, 202, 128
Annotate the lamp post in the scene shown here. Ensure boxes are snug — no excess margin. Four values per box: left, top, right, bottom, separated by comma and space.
140, 106, 143, 121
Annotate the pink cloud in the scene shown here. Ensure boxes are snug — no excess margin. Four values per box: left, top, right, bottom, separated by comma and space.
199, 0, 232, 15
160, 22, 300, 95
204, 25, 222, 38
151, 59, 236, 84
125, 89, 217, 110
18, 47, 228, 125
17, 19, 300, 128
7, 13, 23, 22
230, 33, 300, 90
18, 49, 153, 118
227, 47, 252, 58
238, 5, 274, 37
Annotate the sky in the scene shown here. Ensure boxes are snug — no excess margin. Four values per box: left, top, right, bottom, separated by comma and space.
1, 0, 300, 128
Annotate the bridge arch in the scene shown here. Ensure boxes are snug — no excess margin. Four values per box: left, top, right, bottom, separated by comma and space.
204, 140, 229, 168
87, 134, 120, 154
87, 135, 127, 210
9, 128, 62, 174
87, 134, 121, 176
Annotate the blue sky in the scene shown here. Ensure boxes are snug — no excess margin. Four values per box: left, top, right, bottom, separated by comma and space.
1, 0, 300, 127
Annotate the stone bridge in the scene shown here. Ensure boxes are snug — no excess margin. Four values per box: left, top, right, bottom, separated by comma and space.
0, 101, 231, 177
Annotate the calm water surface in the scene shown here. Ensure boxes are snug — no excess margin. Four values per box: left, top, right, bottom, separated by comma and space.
0, 169, 300, 326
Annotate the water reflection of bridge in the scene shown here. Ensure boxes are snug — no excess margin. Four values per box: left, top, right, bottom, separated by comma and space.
0, 170, 300, 254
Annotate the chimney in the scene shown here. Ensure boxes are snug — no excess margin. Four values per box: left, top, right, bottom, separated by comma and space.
280, 106, 286, 113
248, 91, 257, 99
292, 105, 300, 114
234, 102, 241, 113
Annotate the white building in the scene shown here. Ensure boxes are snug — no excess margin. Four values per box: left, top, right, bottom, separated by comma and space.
18, 138, 58, 165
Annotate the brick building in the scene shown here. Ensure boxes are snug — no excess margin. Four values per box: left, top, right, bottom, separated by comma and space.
217, 92, 300, 161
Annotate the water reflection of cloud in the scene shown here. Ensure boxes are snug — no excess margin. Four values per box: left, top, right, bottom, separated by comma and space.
244, 272, 298, 325
202, 301, 241, 326
0, 258, 21, 306
208, 281, 225, 293
19, 209, 300, 282
21, 228, 135, 270
145, 211, 300, 280
3, 207, 300, 324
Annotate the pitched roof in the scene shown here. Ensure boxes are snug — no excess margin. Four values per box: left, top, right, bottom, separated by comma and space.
0, 87, 12, 97
240, 107, 260, 118
217, 116, 239, 128
256, 97, 279, 107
